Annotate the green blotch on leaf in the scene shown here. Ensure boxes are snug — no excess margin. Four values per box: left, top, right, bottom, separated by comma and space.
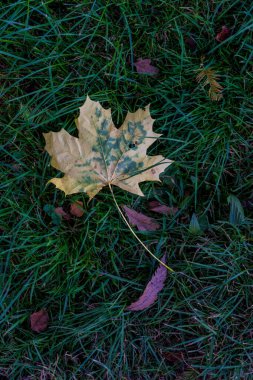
82, 175, 93, 185
95, 108, 102, 117
126, 121, 147, 144
96, 119, 110, 137
106, 137, 120, 150
116, 156, 138, 174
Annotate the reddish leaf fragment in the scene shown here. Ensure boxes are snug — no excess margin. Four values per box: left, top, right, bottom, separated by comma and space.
70, 201, 84, 217
54, 207, 70, 220
215, 26, 230, 42
148, 201, 178, 216
30, 309, 49, 332
123, 205, 160, 231
127, 254, 168, 311
134, 58, 159, 75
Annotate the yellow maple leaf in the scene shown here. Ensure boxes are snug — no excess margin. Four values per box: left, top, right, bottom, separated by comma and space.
43, 96, 172, 200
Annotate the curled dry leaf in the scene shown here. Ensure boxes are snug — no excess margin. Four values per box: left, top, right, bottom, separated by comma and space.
30, 309, 49, 332
54, 207, 71, 220
123, 205, 160, 231
127, 254, 168, 311
70, 201, 84, 217
215, 26, 230, 42
44, 96, 172, 200
134, 58, 159, 75
148, 200, 178, 215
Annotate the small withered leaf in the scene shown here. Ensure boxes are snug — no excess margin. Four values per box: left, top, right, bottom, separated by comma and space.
70, 201, 84, 217
127, 254, 168, 311
134, 58, 159, 75
123, 205, 160, 231
196, 66, 223, 101
54, 207, 71, 220
215, 26, 230, 42
30, 309, 49, 332
148, 200, 178, 215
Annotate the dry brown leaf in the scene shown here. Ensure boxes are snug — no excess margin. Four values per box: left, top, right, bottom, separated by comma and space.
148, 200, 178, 215
196, 66, 223, 101
123, 205, 160, 231
70, 201, 84, 217
134, 58, 159, 75
127, 254, 167, 311
44, 96, 172, 200
30, 309, 49, 332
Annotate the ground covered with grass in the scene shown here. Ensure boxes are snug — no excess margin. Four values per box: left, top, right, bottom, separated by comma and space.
1, 1, 253, 379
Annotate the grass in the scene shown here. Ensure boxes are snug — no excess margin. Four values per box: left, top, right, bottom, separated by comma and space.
1, 0, 253, 379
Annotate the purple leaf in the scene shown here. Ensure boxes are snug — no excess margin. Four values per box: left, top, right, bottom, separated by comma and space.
148, 201, 178, 216
30, 309, 49, 332
134, 58, 159, 75
54, 207, 71, 220
127, 254, 168, 311
215, 25, 230, 42
123, 205, 160, 231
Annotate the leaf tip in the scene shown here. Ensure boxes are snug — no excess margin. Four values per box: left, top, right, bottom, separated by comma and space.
47, 178, 68, 196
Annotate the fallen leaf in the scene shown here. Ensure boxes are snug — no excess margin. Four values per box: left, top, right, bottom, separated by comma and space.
44, 96, 172, 200
43, 204, 65, 225
123, 205, 160, 231
54, 207, 71, 220
148, 200, 178, 215
215, 26, 230, 42
134, 58, 159, 75
70, 201, 84, 217
30, 309, 49, 332
127, 254, 167, 311
196, 66, 223, 101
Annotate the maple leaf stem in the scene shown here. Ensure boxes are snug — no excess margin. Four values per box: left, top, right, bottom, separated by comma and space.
108, 183, 174, 272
